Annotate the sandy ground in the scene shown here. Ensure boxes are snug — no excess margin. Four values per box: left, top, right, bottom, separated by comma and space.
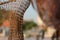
0, 37, 55, 40
0, 37, 8, 40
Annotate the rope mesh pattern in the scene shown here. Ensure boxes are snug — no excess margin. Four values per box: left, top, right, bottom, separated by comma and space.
0, 0, 30, 40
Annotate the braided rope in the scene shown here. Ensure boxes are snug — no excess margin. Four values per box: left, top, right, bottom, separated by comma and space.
16, 0, 30, 40
8, 0, 30, 40
0, 0, 30, 40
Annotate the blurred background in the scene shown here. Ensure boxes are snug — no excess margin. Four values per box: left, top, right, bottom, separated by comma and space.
0, 0, 57, 40
0, 2, 44, 40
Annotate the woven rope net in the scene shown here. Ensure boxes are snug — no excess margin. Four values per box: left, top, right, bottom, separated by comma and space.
0, 0, 30, 40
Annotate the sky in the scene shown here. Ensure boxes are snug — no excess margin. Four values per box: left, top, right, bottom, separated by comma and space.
24, 4, 44, 25
0, 0, 8, 2
24, 4, 38, 23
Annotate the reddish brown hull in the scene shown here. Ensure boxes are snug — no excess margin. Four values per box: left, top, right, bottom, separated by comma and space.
36, 0, 60, 28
